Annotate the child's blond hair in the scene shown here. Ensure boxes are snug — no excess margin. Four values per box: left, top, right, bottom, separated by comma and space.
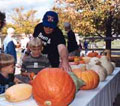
0, 53, 15, 70
29, 37, 43, 49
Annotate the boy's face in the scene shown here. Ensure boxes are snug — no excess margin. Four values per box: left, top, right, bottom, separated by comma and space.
30, 46, 42, 57
1, 64, 14, 74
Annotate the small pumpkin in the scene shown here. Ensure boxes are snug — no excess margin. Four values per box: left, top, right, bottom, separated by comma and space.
29, 72, 35, 80
87, 50, 98, 57
32, 68, 76, 106
72, 67, 100, 90
68, 56, 75, 62
74, 56, 80, 64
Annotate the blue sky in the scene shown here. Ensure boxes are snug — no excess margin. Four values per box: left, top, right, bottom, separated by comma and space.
0, 0, 55, 23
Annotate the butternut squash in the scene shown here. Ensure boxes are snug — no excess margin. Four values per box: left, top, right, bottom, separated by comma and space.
5, 83, 32, 102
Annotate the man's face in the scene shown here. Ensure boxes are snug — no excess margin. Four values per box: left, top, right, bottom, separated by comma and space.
43, 26, 54, 35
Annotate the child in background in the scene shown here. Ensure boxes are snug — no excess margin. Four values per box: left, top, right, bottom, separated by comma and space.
17, 42, 31, 68
16, 37, 51, 83
0, 53, 22, 94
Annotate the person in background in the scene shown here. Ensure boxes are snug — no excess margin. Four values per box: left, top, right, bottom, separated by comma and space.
21, 42, 31, 61
84, 39, 89, 55
0, 11, 5, 31
0, 11, 6, 53
64, 22, 79, 56
17, 42, 31, 68
78, 40, 83, 56
0, 53, 22, 94
16, 37, 51, 83
3, 27, 17, 63
33, 11, 71, 72
20, 33, 30, 51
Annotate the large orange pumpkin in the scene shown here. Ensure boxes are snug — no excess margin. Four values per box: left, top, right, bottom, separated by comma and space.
32, 68, 76, 106
87, 50, 99, 57
72, 68, 99, 90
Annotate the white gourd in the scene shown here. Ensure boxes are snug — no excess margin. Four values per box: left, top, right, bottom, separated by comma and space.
88, 57, 107, 81
82, 56, 91, 64
111, 62, 116, 69
100, 56, 114, 75
88, 57, 100, 66
71, 64, 86, 70
90, 65, 107, 81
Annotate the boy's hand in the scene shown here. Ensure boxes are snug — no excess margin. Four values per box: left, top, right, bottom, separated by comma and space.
21, 72, 30, 77
14, 77, 23, 84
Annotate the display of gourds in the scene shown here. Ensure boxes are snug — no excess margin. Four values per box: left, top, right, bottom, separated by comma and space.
2, 51, 117, 106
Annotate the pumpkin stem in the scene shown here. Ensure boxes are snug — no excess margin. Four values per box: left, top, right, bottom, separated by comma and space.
68, 72, 85, 92
44, 101, 52, 106
96, 61, 101, 65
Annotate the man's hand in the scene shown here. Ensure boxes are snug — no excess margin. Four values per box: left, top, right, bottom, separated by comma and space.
58, 44, 72, 72
60, 60, 72, 72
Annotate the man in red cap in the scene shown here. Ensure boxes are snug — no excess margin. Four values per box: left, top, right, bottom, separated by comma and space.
33, 11, 71, 72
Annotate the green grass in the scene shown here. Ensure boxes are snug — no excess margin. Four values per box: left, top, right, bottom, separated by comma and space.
89, 40, 120, 49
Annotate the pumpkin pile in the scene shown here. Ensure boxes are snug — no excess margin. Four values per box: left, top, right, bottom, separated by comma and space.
71, 54, 115, 82
32, 68, 76, 106
68, 56, 85, 65
3, 50, 116, 105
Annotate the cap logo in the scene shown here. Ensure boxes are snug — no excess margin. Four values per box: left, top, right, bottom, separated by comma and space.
47, 16, 54, 22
